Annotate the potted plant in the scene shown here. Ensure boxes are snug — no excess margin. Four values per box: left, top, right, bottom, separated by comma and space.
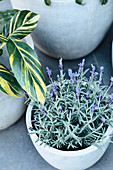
26, 58, 113, 170
10, 0, 113, 60
0, 9, 46, 130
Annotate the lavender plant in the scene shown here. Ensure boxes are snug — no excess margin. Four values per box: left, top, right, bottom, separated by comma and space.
30, 59, 113, 151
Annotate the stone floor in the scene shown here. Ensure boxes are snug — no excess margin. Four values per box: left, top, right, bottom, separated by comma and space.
0, 0, 113, 170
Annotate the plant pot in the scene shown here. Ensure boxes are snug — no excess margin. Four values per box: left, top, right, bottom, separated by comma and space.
0, 91, 26, 130
26, 103, 113, 170
10, 0, 113, 60
0, 35, 34, 130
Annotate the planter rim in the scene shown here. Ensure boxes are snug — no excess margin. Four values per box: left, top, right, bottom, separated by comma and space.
26, 101, 113, 156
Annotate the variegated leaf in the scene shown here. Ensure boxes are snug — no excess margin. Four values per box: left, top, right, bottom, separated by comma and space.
0, 34, 8, 43
0, 9, 19, 34
3, 10, 40, 39
0, 64, 24, 97
6, 39, 46, 104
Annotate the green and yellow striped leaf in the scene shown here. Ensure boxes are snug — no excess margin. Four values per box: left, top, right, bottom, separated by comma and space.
2, 10, 40, 40
6, 39, 46, 104
0, 9, 19, 34
0, 34, 8, 43
0, 64, 24, 97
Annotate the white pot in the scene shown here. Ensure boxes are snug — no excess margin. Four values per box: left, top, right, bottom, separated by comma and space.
0, 35, 34, 130
10, 0, 113, 60
0, 91, 26, 130
26, 103, 113, 170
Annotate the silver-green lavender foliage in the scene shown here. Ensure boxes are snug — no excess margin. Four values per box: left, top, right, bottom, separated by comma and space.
44, 0, 108, 6
30, 59, 113, 150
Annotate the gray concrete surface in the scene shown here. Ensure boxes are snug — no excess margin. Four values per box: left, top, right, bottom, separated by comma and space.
0, 0, 113, 169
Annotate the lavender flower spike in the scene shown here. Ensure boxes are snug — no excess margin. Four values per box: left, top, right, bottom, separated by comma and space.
99, 66, 104, 86
50, 93, 54, 102
108, 93, 113, 104
29, 127, 33, 131
68, 69, 75, 82
41, 137, 44, 141
52, 82, 58, 95
109, 132, 113, 138
59, 58, 63, 70
86, 92, 89, 100
78, 59, 85, 74
91, 103, 98, 112
110, 93, 113, 100
110, 77, 113, 86
57, 74, 60, 82
76, 86, 81, 98
40, 103, 46, 114
68, 69, 72, 77
101, 117, 106, 125
46, 67, 52, 80
90, 64, 98, 80
34, 117, 38, 122
59, 106, 63, 112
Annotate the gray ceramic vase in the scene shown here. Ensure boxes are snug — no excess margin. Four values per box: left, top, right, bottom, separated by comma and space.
10, 0, 113, 59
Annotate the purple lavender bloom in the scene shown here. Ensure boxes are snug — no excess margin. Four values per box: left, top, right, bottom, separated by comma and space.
59, 106, 63, 112
53, 82, 57, 88
78, 59, 85, 74
68, 69, 72, 77
29, 127, 33, 131
86, 92, 89, 100
110, 77, 113, 86
91, 103, 98, 112
76, 86, 81, 98
108, 93, 113, 104
57, 74, 60, 82
50, 93, 54, 102
51, 82, 60, 95
52, 82, 57, 95
110, 93, 113, 100
34, 117, 38, 122
109, 132, 113, 138
59, 58, 63, 70
46, 67, 52, 80
90, 64, 98, 80
99, 66, 104, 86
78, 59, 85, 67
68, 69, 75, 82
41, 137, 44, 141
40, 103, 46, 114
101, 117, 106, 125
75, 72, 79, 81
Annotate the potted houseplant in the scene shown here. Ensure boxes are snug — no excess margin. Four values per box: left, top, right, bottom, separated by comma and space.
0, 9, 46, 130
10, 0, 113, 59
26, 59, 113, 170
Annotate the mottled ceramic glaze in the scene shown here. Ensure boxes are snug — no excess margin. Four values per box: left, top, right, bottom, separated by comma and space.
10, 0, 113, 59
26, 103, 113, 170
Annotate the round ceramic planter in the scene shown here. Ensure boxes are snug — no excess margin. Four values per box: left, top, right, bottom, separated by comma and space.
10, 0, 113, 60
26, 103, 113, 170
0, 35, 34, 130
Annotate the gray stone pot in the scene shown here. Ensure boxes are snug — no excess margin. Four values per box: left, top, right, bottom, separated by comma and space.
10, 0, 113, 60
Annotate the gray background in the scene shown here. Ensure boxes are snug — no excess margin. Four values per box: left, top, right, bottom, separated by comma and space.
0, 0, 113, 169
